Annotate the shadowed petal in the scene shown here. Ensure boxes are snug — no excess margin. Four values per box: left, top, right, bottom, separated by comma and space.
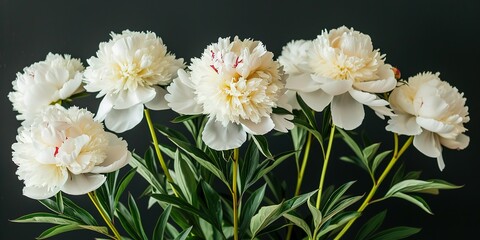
331, 93, 364, 130
62, 174, 106, 195
104, 104, 144, 133
202, 118, 246, 150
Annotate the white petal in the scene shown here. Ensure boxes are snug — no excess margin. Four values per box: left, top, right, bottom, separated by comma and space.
354, 77, 397, 93
91, 132, 131, 173
285, 73, 321, 92
240, 117, 275, 135
440, 133, 470, 150
145, 86, 169, 110
349, 89, 389, 106
416, 117, 455, 134
413, 131, 442, 158
298, 89, 333, 112
331, 93, 364, 130
315, 76, 352, 95
104, 104, 144, 133
113, 86, 156, 110
23, 185, 60, 200
61, 174, 106, 195
95, 97, 114, 122
416, 95, 448, 119
59, 73, 83, 99
272, 113, 294, 133
165, 70, 203, 115
202, 118, 246, 150
386, 114, 422, 135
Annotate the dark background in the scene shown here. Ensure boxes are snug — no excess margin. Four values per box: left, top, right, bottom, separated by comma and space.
1, 0, 479, 239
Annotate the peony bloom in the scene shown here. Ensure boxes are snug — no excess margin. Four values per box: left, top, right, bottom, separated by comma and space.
278, 39, 313, 110
165, 36, 294, 150
284, 26, 397, 130
84, 30, 185, 133
8, 53, 85, 124
11, 105, 131, 199
386, 72, 470, 170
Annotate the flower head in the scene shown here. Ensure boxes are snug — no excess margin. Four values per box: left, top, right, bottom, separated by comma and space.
284, 26, 397, 130
84, 30, 185, 133
11, 105, 131, 199
8, 53, 85, 124
165, 36, 293, 150
386, 72, 470, 170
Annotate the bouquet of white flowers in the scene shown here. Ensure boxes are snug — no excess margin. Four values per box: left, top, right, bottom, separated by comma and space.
8, 26, 470, 240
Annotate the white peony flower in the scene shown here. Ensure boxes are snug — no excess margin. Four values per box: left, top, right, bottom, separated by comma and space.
8, 53, 85, 124
11, 105, 131, 199
84, 30, 185, 133
386, 72, 470, 171
165, 36, 293, 150
278, 39, 313, 110
284, 26, 397, 130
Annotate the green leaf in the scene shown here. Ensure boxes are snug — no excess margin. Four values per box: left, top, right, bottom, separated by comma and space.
296, 93, 316, 127
390, 192, 433, 215
250, 190, 317, 238
151, 194, 223, 234
371, 150, 392, 174
128, 194, 148, 240
252, 151, 296, 184
316, 211, 361, 238
307, 198, 322, 232
322, 181, 357, 215
283, 213, 312, 239
171, 114, 201, 123
11, 212, 76, 225
174, 226, 193, 240
155, 124, 190, 143
163, 135, 230, 188
117, 202, 143, 240
173, 149, 198, 204
239, 184, 266, 237
131, 152, 166, 194
55, 192, 64, 214
385, 179, 462, 197
369, 226, 421, 240
153, 205, 172, 240
355, 210, 387, 240
337, 128, 363, 162
239, 140, 260, 194
251, 135, 274, 159
36, 224, 109, 239
115, 167, 137, 206
362, 143, 380, 161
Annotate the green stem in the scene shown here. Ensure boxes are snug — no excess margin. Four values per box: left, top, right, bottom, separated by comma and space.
285, 132, 313, 240
144, 109, 174, 184
232, 148, 240, 240
88, 192, 121, 240
333, 135, 414, 240
315, 123, 336, 209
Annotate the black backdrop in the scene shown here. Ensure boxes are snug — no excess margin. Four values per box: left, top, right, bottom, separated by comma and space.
1, 0, 479, 239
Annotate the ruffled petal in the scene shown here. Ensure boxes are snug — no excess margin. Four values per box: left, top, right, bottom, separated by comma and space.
298, 89, 333, 112
349, 89, 389, 106
416, 117, 455, 134
113, 86, 156, 110
91, 132, 131, 173
145, 86, 169, 110
23, 185, 60, 200
202, 118, 246, 150
240, 117, 275, 135
59, 72, 83, 99
272, 113, 294, 133
440, 133, 470, 150
331, 93, 364, 130
386, 114, 422, 135
61, 174, 106, 195
165, 70, 203, 115
285, 73, 321, 92
354, 77, 397, 93
104, 104, 144, 133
